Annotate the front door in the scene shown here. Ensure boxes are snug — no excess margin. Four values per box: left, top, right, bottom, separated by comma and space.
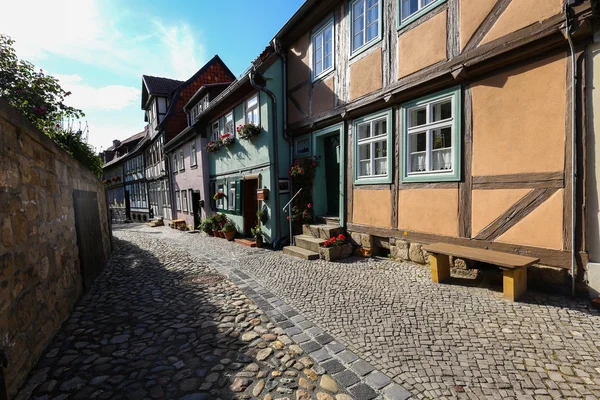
192, 191, 201, 229
243, 179, 258, 236
324, 135, 340, 216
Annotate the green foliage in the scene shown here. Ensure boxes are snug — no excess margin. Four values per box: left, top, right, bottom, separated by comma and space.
257, 208, 268, 224
221, 221, 237, 233
199, 218, 215, 233
251, 224, 263, 239
0, 35, 102, 176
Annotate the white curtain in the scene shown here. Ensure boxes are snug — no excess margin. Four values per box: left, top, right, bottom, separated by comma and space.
411, 153, 426, 172
432, 149, 451, 171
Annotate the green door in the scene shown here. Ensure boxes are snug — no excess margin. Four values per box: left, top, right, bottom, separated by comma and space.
324, 134, 340, 216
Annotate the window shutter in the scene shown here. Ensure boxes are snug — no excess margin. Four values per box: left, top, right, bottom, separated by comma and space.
209, 180, 216, 211
235, 180, 242, 215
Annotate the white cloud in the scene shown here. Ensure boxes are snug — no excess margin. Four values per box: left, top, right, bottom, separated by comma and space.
54, 74, 139, 111
0, 0, 206, 80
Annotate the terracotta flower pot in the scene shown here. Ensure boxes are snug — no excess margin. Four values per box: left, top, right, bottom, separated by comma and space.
224, 230, 236, 241
219, 231, 226, 239
213, 230, 220, 237
255, 236, 263, 248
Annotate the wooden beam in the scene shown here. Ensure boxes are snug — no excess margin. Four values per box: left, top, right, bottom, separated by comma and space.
458, 87, 473, 238
447, 0, 460, 59
346, 121, 354, 224
391, 108, 400, 228
474, 188, 559, 241
472, 172, 564, 189
346, 222, 572, 268
463, 0, 513, 53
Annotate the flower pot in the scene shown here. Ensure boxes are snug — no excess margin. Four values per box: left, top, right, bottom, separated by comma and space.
224, 230, 236, 241
213, 230, 220, 237
255, 236, 263, 248
205, 231, 214, 236
319, 243, 353, 261
219, 231, 226, 239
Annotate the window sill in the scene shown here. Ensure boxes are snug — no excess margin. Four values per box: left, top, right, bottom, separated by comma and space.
354, 176, 392, 185
349, 38, 382, 61
400, 171, 460, 183
190, 164, 198, 169
312, 68, 335, 84
397, 0, 447, 31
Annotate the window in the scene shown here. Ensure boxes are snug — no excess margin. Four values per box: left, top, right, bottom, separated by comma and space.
399, 0, 446, 27
182, 190, 188, 213
172, 153, 178, 173
354, 109, 393, 184
190, 141, 197, 167
312, 19, 334, 80
228, 182, 236, 211
216, 183, 225, 209
179, 149, 184, 171
212, 121, 220, 142
225, 111, 235, 135
351, 0, 381, 55
401, 87, 461, 182
189, 189, 194, 212
176, 191, 181, 211
246, 96, 259, 125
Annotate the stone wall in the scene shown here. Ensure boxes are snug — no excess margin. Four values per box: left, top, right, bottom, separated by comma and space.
0, 100, 112, 397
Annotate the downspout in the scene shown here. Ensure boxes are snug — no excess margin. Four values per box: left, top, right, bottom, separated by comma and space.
250, 64, 282, 246
564, 2, 578, 297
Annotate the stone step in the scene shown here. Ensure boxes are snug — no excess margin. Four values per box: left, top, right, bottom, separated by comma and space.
294, 235, 325, 253
302, 224, 345, 240
235, 238, 256, 247
283, 246, 320, 260
316, 216, 340, 226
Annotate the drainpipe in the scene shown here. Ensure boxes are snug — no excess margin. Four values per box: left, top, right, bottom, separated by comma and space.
250, 64, 282, 245
564, 2, 578, 297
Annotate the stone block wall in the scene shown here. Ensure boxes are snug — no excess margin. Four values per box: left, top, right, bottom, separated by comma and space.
0, 100, 112, 397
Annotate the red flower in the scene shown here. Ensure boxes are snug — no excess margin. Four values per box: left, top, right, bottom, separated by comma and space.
337, 234, 345, 241
307, 203, 311, 209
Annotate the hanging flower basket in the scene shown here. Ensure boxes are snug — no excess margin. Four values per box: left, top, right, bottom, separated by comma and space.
213, 191, 225, 201
206, 139, 223, 152
237, 123, 261, 140
220, 133, 234, 146
289, 156, 320, 182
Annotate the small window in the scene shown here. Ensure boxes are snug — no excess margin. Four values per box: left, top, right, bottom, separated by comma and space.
176, 191, 181, 211
401, 87, 461, 182
172, 153, 178, 173
190, 141, 197, 166
312, 19, 334, 80
189, 189, 194, 212
351, 0, 380, 55
182, 190, 188, 213
246, 96, 259, 125
216, 183, 225, 209
225, 111, 235, 136
179, 149, 184, 171
399, 0, 446, 27
212, 121, 220, 142
353, 109, 393, 185
228, 182, 236, 211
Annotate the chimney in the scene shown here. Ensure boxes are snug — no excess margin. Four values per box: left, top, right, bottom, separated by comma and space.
113, 139, 121, 148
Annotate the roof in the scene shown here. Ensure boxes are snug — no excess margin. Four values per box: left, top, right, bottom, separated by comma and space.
142, 75, 185, 96
103, 128, 148, 166
184, 83, 232, 110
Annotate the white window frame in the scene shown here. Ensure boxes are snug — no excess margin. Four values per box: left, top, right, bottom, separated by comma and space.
225, 111, 235, 136
245, 95, 259, 125
400, 86, 461, 183
176, 191, 181, 211
172, 153, 178, 173
350, 0, 382, 57
311, 18, 335, 81
228, 181, 236, 211
179, 149, 184, 171
216, 183, 225, 210
182, 190, 188, 213
212, 121, 220, 142
353, 109, 393, 185
190, 141, 197, 167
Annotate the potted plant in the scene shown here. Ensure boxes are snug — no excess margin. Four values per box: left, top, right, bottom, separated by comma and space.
206, 138, 223, 152
214, 214, 228, 238
257, 208, 268, 225
222, 221, 237, 241
200, 218, 214, 236
251, 224, 263, 248
220, 133, 234, 146
319, 234, 353, 261
237, 123, 261, 140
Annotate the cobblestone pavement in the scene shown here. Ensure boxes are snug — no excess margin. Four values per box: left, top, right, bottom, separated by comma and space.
119, 225, 600, 400
18, 229, 354, 400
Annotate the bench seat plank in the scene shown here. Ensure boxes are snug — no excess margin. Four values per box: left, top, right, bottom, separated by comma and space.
422, 243, 539, 269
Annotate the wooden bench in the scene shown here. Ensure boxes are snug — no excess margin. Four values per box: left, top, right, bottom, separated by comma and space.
422, 243, 539, 302
172, 219, 186, 229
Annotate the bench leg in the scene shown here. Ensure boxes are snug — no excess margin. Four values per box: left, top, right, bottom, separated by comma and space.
503, 267, 527, 302
430, 253, 451, 283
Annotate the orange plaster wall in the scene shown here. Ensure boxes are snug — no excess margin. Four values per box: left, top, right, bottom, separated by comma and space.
288, 85, 310, 125
460, 0, 497, 51
398, 11, 447, 79
313, 76, 335, 116
481, 0, 563, 45
471, 189, 531, 237
496, 189, 564, 250
471, 53, 566, 176
287, 33, 311, 89
398, 188, 458, 237
349, 48, 383, 101
353, 189, 392, 228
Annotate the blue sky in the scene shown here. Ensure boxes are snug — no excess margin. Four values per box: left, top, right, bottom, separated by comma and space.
1, 0, 304, 152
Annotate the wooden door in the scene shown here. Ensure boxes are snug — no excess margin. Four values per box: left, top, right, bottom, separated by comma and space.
243, 179, 258, 236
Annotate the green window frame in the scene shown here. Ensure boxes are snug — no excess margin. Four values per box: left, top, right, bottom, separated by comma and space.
400, 86, 461, 183
353, 108, 393, 185
349, 0, 382, 59
397, 0, 447, 30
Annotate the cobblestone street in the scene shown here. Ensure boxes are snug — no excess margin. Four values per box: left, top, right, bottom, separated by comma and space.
19, 224, 600, 400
